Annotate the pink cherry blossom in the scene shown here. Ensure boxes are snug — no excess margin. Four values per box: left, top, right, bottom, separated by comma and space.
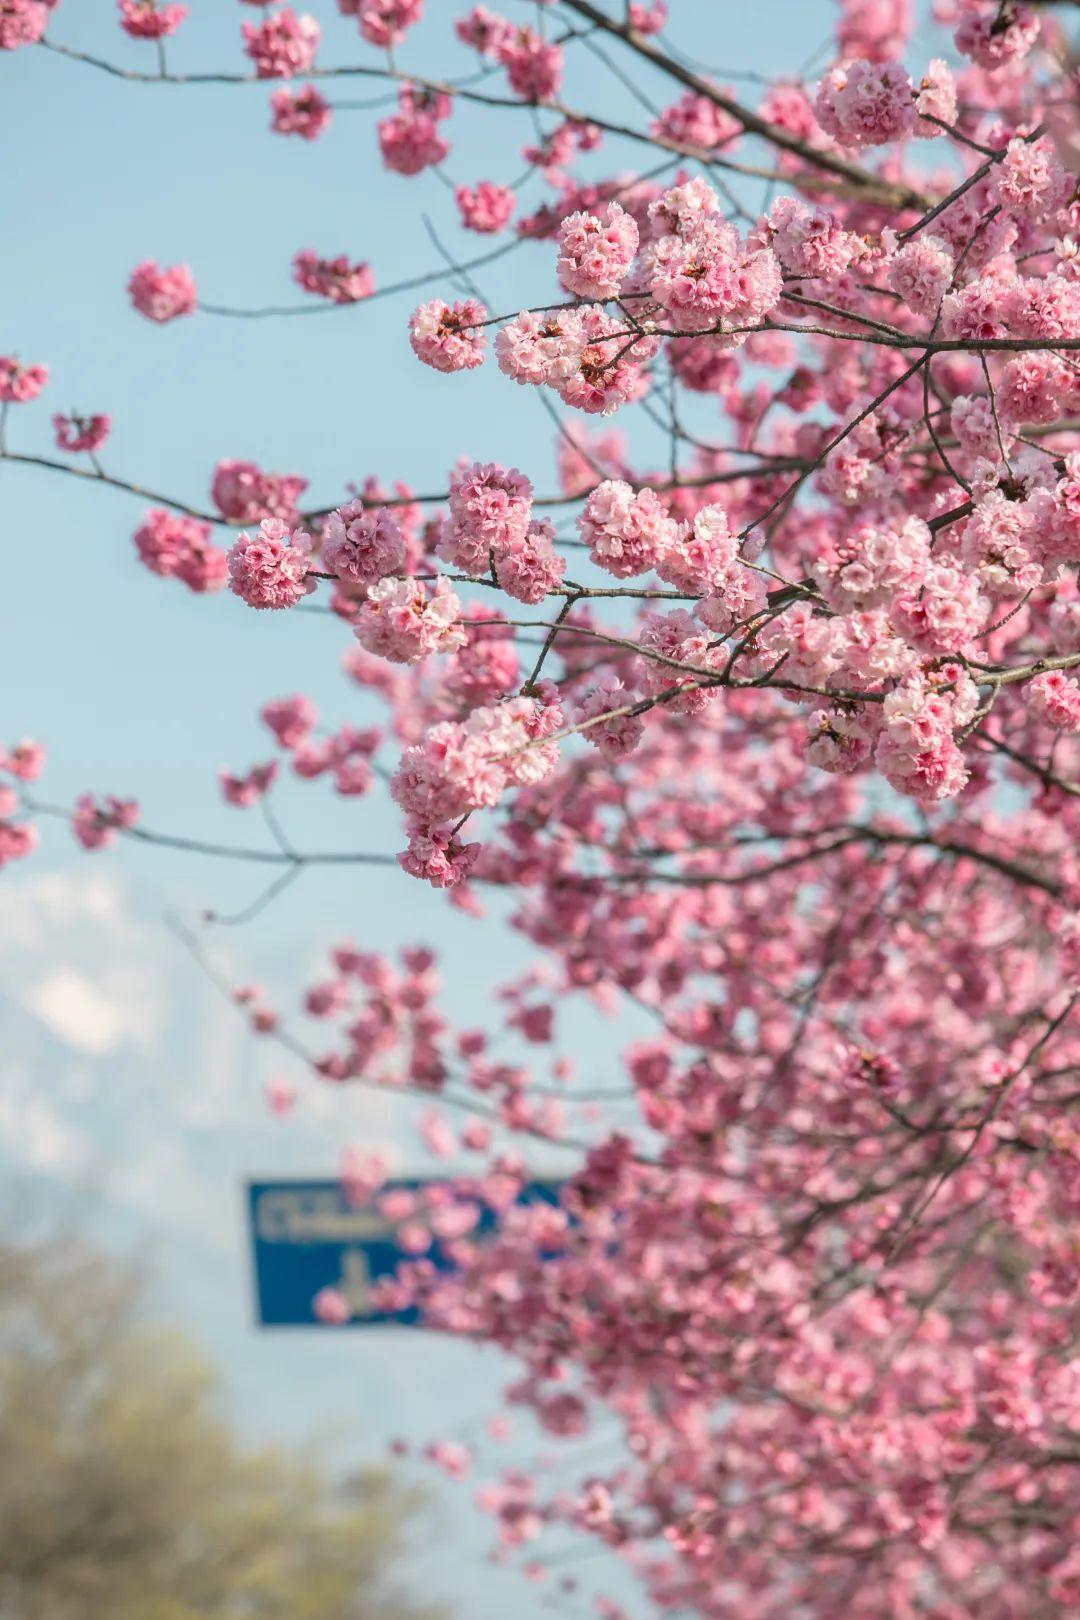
260, 693, 317, 749
887, 234, 954, 317
127, 260, 197, 323
557, 201, 639, 300
409, 298, 488, 372
53, 412, 110, 454
578, 480, 678, 578
292, 250, 374, 303
440, 460, 533, 572
17, 9, 1080, 1612
270, 84, 331, 139
355, 576, 466, 663
118, 0, 187, 39
312, 1286, 351, 1324
496, 24, 562, 102
133, 508, 229, 593
0, 0, 50, 50
455, 180, 516, 235
574, 677, 643, 758
0, 356, 48, 402
626, 2, 666, 35
321, 500, 405, 586
378, 85, 450, 174
1025, 669, 1080, 732
492, 517, 566, 604
955, 3, 1039, 70
354, 0, 422, 49
242, 7, 320, 78
264, 1076, 297, 1115
648, 207, 782, 339
227, 519, 314, 610
212, 459, 308, 524
72, 793, 140, 851
219, 760, 278, 807
815, 58, 916, 147
2, 739, 46, 781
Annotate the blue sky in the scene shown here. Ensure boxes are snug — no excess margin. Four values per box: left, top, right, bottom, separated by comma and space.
0, 3, 947, 1615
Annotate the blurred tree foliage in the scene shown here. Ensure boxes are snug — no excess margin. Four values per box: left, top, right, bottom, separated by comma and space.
0, 1232, 439, 1620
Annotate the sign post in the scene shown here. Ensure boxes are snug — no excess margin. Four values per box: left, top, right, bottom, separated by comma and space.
246, 1178, 561, 1327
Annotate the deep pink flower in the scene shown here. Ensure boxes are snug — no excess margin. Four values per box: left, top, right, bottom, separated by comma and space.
354, 0, 422, 49
292, 249, 375, 303
53, 412, 110, 454
219, 759, 279, 806
212, 459, 308, 525
127, 260, 197, 322
72, 793, 140, 851
0, 0, 50, 50
261, 694, 317, 749
496, 24, 563, 101
322, 500, 405, 586
242, 7, 320, 78
579, 480, 678, 578
2, 739, 46, 781
456, 180, 515, 234
0, 356, 48, 402
118, 0, 187, 39
270, 83, 331, 139
626, 2, 666, 34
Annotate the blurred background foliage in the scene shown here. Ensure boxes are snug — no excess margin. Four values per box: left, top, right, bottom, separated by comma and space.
0, 1229, 439, 1620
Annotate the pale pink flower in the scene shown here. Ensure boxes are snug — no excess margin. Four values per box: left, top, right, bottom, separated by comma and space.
409, 298, 488, 372
1026, 670, 1080, 732
493, 517, 566, 603
322, 500, 405, 586
579, 480, 678, 578
355, 576, 466, 663
815, 58, 916, 147
265, 1077, 298, 1115
227, 519, 314, 610
557, 201, 639, 300
887, 235, 953, 316
575, 677, 644, 758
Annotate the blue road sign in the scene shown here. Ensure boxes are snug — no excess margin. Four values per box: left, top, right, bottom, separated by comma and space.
247, 1178, 562, 1327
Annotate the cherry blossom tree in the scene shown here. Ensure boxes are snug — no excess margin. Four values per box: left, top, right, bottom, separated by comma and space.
6, 0, 1080, 1614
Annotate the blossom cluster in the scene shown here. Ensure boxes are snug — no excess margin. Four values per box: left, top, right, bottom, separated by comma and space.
15, 1, 1080, 1614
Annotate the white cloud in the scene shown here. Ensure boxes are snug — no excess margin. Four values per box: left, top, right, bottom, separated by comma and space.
0, 1071, 94, 1175
24, 969, 145, 1054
